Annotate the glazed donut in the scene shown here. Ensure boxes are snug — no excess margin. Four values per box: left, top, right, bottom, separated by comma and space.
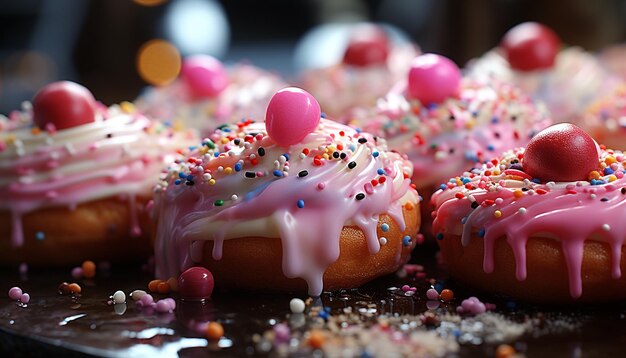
135, 55, 286, 135
0, 81, 196, 266
432, 123, 626, 303
298, 23, 420, 120
152, 87, 420, 296
354, 53, 551, 238
466, 22, 618, 123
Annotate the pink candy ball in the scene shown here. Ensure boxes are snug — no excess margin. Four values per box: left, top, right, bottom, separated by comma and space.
20, 293, 30, 304
407, 53, 461, 105
265, 87, 321, 147
8, 287, 22, 300
426, 288, 440, 301
181, 55, 229, 100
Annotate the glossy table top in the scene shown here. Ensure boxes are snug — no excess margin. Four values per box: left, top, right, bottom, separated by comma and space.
2, 249, 626, 357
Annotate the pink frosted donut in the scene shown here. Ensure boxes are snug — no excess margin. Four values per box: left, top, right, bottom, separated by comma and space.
135, 57, 287, 135
432, 124, 626, 302
298, 24, 420, 120
583, 85, 626, 151
0, 82, 197, 265
152, 90, 420, 295
466, 22, 618, 124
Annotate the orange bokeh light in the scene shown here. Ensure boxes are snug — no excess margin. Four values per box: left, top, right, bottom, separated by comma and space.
136, 39, 181, 86
133, 0, 168, 7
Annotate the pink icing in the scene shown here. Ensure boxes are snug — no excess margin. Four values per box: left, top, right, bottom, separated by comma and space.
152, 118, 419, 296
432, 146, 626, 298
358, 78, 552, 191
0, 103, 195, 247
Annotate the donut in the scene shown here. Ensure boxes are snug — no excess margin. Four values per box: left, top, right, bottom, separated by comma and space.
135, 55, 286, 135
152, 87, 420, 296
354, 53, 551, 237
466, 22, 618, 123
298, 23, 420, 120
432, 123, 626, 302
583, 85, 626, 151
0, 81, 196, 265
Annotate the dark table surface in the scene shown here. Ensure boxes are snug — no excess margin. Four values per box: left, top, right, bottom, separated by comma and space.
2, 248, 626, 358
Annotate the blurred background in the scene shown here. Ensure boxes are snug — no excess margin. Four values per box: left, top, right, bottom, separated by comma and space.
2, 0, 626, 113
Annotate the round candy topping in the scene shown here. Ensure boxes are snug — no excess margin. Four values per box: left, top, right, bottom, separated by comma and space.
265, 87, 321, 147
501, 22, 561, 72
180, 55, 229, 100
342, 24, 390, 67
407, 54, 461, 105
178, 266, 214, 300
523, 123, 598, 182
32, 81, 97, 130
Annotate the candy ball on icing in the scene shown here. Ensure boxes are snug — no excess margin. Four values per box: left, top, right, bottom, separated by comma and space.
407, 54, 461, 105
265, 87, 321, 147
180, 55, 229, 100
178, 266, 214, 300
501, 22, 561, 72
32, 81, 97, 130
523, 123, 598, 182
342, 24, 390, 67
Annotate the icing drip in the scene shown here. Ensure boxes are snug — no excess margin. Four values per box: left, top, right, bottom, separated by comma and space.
0, 103, 196, 246
153, 119, 418, 296
357, 78, 551, 190
432, 147, 626, 298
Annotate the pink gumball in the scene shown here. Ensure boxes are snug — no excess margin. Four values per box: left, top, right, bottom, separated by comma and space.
180, 55, 229, 100
265, 87, 321, 147
407, 54, 461, 105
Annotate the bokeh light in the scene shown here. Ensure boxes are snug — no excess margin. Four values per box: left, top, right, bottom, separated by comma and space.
133, 0, 168, 7
136, 39, 181, 86
164, 0, 230, 57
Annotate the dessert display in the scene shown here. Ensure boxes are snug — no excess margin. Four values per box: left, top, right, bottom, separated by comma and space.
5, 11, 626, 358
151, 87, 420, 296
135, 55, 287, 135
0, 81, 196, 265
432, 123, 626, 302
466, 22, 617, 123
298, 23, 420, 120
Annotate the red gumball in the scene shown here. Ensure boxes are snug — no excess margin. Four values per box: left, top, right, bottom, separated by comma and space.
501, 22, 561, 72
523, 123, 598, 182
32, 81, 97, 130
342, 24, 390, 67
178, 267, 214, 300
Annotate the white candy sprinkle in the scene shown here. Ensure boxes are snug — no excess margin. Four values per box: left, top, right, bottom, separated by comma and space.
202, 173, 212, 181
112, 290, 126, 304
518, 207, 527, 215
231, 194, 238, 201
130, 290, 147, 301
602, 224, 611, 231
289, 298, 305, 313
299, 153, 306, 159
379, 237, 388, 245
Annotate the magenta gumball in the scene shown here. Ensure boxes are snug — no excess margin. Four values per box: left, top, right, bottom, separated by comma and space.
407, 54, 461, 105
181, 55, 229, 100
178, 267, 214, 300
265, 87, 321, 147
